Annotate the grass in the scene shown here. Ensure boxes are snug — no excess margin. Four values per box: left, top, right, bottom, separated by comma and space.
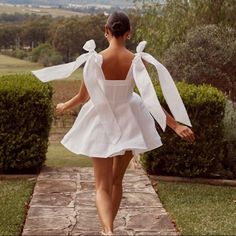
0, 54, 41, 76
0, 178, 36, 236
45, 142, 92, 167
156, 180, 236, 235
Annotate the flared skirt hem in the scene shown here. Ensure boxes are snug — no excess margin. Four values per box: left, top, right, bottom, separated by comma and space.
60, 139, 163, 158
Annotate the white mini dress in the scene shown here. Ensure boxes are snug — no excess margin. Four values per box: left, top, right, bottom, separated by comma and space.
32, 39, 192, 158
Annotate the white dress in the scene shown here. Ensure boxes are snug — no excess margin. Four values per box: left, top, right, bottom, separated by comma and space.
32, 39, 192, 158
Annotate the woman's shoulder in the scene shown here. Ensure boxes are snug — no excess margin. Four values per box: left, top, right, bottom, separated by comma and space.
98, 48, 107, 56
98, 48, 135, 61
126, 48, 135, 58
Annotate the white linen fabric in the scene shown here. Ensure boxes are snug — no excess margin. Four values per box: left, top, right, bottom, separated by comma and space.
32, 39, 192, 158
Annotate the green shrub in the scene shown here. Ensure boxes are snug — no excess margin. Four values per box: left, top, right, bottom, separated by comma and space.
13, 49, 28, 59
139, 81, 232, 178
0, 73, 53, 173
31, 43, 63, 66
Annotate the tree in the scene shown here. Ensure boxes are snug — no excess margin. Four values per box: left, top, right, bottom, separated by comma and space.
163, 25, 236, 101
0, 24, 20, 49
51, 15, 107, 62
134, 0, 236, 59
31, 43, 63, 66
51, 17, 83, 62
189, 0, 236, 28
21, 15, 52, 48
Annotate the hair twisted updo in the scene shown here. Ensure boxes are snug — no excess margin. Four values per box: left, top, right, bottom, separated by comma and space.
106, 11, 131, 38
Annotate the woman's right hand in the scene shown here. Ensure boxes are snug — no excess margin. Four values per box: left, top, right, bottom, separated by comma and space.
174, 124, 195, 143
55, 103, 66, 114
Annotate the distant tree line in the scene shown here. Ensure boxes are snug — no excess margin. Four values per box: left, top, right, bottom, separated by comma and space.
0, 11, 138, 64
0, 12, 33, 23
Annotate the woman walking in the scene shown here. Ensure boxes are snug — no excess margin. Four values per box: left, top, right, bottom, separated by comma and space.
32, 11, 195, 235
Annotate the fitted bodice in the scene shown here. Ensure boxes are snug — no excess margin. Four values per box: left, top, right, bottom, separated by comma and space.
98, 62, 136, 104
102, 80, 135, 104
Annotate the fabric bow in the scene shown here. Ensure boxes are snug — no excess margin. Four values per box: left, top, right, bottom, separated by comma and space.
31, 39, 96, 82
133, 41, 192, 131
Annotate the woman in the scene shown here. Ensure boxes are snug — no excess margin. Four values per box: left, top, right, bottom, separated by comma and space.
33, 11, 195, 236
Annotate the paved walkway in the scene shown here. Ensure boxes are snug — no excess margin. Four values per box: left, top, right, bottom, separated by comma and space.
22, 166, 179, 236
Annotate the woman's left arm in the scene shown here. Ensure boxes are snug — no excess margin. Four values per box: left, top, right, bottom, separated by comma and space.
162, 106, 195, 143
55, 80, 90, 113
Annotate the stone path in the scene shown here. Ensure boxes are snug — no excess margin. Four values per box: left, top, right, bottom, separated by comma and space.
22, 166, 179, 236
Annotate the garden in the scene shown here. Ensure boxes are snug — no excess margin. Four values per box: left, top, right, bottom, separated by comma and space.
0, 0, 235, 235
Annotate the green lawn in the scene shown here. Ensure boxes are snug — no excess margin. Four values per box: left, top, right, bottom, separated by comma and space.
0, 54, 83, 80
0, 54, 41, 76
0, 178, 36, 236
156, 180, 236, 235
45, 142, 92, 167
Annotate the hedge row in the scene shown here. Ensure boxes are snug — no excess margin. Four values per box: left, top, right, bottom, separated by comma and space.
0, 73, 53, 174
137, 81, 235, 179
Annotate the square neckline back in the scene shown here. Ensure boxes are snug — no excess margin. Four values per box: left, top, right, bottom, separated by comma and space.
99, 54, 135, 82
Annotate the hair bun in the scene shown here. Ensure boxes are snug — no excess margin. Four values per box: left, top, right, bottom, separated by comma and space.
107, 11, 130, 38
111, 21, 123, 31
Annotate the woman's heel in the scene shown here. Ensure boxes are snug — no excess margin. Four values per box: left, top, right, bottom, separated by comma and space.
100, 230, 113, 235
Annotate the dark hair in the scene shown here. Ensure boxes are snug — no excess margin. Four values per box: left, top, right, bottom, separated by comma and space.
106, 11, 131, 38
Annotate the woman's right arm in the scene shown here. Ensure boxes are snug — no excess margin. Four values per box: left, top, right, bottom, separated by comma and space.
142, 59, 195, 143
56, 80, 90, 113
161, 106, 195, 143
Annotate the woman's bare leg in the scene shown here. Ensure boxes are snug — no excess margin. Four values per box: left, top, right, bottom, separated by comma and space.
92, 157, 114, 233
112, 150, 133, 221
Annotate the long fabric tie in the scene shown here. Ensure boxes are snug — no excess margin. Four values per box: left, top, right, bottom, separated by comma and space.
32, 40, 95, 82
32, 39, 122, 144
133, 41, 192, 131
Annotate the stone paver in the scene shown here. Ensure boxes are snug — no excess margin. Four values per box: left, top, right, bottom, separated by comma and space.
22, 166, 179, 236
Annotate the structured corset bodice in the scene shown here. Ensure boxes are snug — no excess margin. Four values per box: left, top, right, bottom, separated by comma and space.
100, 75, 135, 104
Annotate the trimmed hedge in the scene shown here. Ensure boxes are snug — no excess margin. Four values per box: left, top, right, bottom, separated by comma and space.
0, 73, 53, 174
138, 81, 233, 178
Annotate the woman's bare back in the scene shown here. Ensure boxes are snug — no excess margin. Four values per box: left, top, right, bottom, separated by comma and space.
99, 47, 135, 81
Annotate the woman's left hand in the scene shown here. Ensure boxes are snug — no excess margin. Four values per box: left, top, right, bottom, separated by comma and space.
55, 103, 66, 113
174, 124, 195, 143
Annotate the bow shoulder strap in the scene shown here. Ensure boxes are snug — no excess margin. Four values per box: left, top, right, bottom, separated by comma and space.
32, 39, 122, 144
133, 41, 192, 131
31, 39, 96, 82
82, 48, 122, 144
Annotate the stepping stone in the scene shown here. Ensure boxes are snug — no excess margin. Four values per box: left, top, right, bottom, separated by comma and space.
22, 167, 179, 236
